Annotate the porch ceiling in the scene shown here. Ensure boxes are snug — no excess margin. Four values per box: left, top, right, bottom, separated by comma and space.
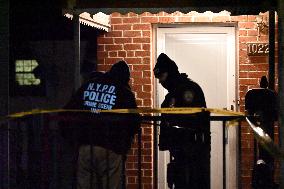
73, 0, 277, 15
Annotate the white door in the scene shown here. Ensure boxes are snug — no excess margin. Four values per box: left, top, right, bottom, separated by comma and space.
156, 26, 237, 189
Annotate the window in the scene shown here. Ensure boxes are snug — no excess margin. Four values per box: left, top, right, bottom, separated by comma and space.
15, 60, 41, 86
10, 58, 45, 96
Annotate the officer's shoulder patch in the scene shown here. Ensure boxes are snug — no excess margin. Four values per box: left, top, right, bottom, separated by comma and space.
183, 90, 194, 103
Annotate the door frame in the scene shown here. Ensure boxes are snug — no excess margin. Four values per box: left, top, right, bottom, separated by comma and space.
153, 24, 239, 189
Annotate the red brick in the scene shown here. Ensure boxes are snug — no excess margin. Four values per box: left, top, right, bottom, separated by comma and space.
157, 11, 165, 16
143, 128, 152, 135
239, 78, 258, 85
255, 63, 269, 71
114, 37, 132, 44
111, 12, 122, 17
247, 30, 258, 36
142, 57, 151, 64
142, 31, 151, 37
143, 85, 151, 92
231, 15, 247, 22
135, 50, 150, 57
238, 22, 256, 29
143, 184, 153, 189
111, 18, 122, 24
125, 164, 135, 171
131, 71, 143, 78
141, 176, 152, 183
105, 44, 123, 51
143, 71, 151, 77
125, 57, 142, 64
141, 135, 152, 141
97, 45, 105, 51
127, 184, 139, 189
123, 17, 140, 24
143, 170, 152, 176
123, 30, 142, 37
136, 99, 143, 106
134, 78, 151, 85
97, 37, 114, 44
105, 58, 122, 65
113, 24, 132, 30
143, 156, 152, 163
142, 44, 150, 50
239, 43, 247, 50
241, 133, 253, 140
140, 12, 149, 17
128, 12, 138, 17
124, 44, 142, 50
118, 51, 127, 57
239, 36, 258, 43
239, 71, 248, 78
143, 99, 152, 107
105, 31, 122, 37
127, 176, 136, 184
141, 162, 152, 169
258, 35, 269, 42
238, 30, 247, 36
143, 141, 152, 148
133, 65, 150, 71
239, 49, 248, 57
133, 24, 151, 30
127, 155, 138, 162
127, 51, 135, 57
97, 56, 105, 64
247, 15, 257, 22
158, 16, 175, 23
97, 51, 107, 58
239, 85, 248, 92
247, 71, 267, 78
137, 92, 151, 99
249, 56, 268, 64
108, 51, 117, 57
133, 37, 150, 43
141, 17, 159, 23
127, 148, 135, 156
239, 57, 249, 64
97, 64, 111, 71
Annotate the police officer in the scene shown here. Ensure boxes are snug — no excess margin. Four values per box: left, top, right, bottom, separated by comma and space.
154, 53, 210, 189
245, 76, 278, 189
62, 61, 140, 189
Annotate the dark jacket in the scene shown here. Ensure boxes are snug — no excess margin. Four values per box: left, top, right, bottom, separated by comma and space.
61, 73, 140, 154
245, 88, 278, 138
159, 73, 210, 150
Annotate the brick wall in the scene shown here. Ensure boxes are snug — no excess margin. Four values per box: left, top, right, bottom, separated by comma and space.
96, 11, 277, 189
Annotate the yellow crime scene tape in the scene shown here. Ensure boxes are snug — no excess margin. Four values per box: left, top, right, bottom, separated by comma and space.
1, 107, 282, 159
5, 107, 244, 118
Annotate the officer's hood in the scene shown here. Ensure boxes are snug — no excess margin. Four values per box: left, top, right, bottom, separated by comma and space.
154, 53, 184, 91
108, 60, 130, 84
153, 53, 179, 78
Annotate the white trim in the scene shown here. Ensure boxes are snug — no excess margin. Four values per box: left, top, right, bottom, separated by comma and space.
63, 11, 111, 32
156, 25, 237, 189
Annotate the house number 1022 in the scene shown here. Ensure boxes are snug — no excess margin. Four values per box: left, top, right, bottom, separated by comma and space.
247, 43, 269, 56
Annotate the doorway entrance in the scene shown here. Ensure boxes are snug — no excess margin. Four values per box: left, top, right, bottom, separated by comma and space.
156, 25, 237, 189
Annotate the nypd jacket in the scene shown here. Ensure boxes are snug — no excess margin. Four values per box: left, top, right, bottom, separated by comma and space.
159, 73, 210, 150
61, 73, 140, 155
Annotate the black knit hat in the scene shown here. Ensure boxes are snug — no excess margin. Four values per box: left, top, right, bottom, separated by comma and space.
260, 76, 268, 88
153, 53, 179, 77
109, 60, 130, 83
